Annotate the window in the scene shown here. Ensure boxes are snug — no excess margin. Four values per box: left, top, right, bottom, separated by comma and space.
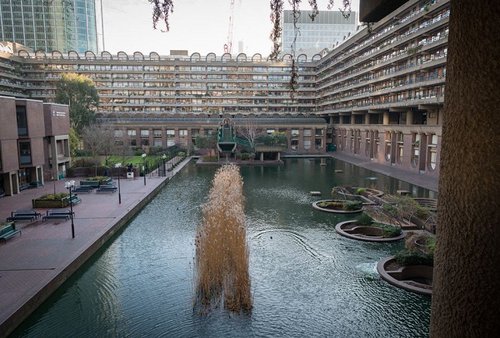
291, 129, 300, 137
153, 129, 162, 137
140, 129, 150, 137
179, 129, 188, 137
127, 129, 136, 136
19, 141, 32, 165
291, 139, 299, 150
166, 129, 176, 136
303, 129, 312, 137
304, 140, 311, 150
153, 139, 162, 147
16, 106, 28, 136
114, 129, 123, 137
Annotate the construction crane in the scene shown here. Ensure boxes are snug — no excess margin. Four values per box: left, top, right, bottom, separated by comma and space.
223, 0, 238, 54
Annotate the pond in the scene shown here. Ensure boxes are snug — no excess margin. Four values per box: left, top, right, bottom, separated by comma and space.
12, 158, 431, 337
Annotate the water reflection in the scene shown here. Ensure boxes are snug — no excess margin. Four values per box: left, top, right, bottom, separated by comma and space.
12, 159, 431, 338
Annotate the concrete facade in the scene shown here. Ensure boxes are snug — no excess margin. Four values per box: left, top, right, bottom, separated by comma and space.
0, 0, 449, 181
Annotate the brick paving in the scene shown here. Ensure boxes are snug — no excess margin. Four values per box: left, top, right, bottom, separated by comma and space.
0, 157, 190, 337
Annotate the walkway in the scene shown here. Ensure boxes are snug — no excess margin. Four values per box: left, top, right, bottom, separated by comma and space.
330, 152, 439, 192
0, 157, 191, 337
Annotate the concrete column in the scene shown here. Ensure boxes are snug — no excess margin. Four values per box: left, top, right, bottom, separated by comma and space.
382, 111, 389, 125
260, 152, 264, 162
430, 1, 500, 336
364, 113, 370, 125
406, 110, 413, 125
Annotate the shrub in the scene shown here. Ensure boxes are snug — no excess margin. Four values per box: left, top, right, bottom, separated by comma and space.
38, 193, 69, 200
203, 156, 218, 162
177, 151, 186, 157
355, 187, 366, 195
344, 200, 363, 211
357, 213, 373, 225
372, 223, 402, 238
395, 250, 433, 266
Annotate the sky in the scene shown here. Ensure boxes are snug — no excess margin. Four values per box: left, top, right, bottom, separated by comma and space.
101, 0, 360, 56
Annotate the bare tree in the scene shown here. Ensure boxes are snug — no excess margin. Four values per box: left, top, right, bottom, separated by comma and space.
81, 124, 115, 176
235, 119, 263, 154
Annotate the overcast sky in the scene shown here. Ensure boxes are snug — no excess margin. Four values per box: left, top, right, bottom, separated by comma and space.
100, 0, 360, 56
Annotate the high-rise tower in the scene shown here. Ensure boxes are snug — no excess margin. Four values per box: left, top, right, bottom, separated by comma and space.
0, 0, 98, 53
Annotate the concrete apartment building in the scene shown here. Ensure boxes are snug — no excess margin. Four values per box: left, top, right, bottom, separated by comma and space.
0, 96, 70, 196
0, 0, 448, 180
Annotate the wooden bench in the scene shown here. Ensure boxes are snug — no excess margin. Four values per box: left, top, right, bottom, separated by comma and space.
69, 195, 82, 205
0, 223, 21, 241
42, 209, 73, 221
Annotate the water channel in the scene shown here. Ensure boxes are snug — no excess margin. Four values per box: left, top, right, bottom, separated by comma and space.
12, 158, 432, 337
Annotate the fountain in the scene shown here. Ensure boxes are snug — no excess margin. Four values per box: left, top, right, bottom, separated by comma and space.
11, 159, 433, 337
194, 164, 252, 313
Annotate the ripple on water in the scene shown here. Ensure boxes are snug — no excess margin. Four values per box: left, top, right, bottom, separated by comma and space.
12, 160, 431, 338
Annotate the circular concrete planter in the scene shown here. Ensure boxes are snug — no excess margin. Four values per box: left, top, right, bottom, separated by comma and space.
312, 200, 363, 214
377, 256, 433, 296
335, 220, 405, 242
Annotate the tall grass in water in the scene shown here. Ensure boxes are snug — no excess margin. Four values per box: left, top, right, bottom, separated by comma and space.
195, 164, 252, 313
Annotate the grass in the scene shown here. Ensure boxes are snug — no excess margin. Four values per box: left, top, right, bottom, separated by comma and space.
195, 164, 252, 313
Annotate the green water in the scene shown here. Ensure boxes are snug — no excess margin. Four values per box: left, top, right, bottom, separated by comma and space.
12, 158, 431, 337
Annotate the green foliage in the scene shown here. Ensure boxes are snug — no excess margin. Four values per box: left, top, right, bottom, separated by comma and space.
355, 187, 366, 195
372, 223, 402, 238
357, 213, 373, 225
317, 200, 362, 211
195, 134, 217, 149
239, 152, 253, 160
69, 127, 80, 157
72, 157, 100, 168
255, 132, 287, 146
55, 73, 99, 135
177, 151, 186, 157
395, 251, 433, 266
38, 193, 69, 201
203, 156, 218, 162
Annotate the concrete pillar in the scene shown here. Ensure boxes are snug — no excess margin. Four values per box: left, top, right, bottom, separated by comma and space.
364, 113, 370, 125
260, 152, 264, 162
430, 1, 500, 336
406, 110, 413, 125
277, 152, 281, 161
382, 111, 389, 125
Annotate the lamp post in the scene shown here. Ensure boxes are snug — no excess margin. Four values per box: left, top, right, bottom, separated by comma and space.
161, 154, 167, 177
65, 180, 75, 238
115, 162, 122, 204
141, 153, 147, 185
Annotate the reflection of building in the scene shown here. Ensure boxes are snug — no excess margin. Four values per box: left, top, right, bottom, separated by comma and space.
281, 10, 357, 57
0, 0, 98, 53
0, 96, 70, 196
0, 0, 449, 180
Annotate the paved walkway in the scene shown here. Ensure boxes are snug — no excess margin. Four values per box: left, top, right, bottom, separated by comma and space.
330, 152, 439, 192
0, 157, 191, 337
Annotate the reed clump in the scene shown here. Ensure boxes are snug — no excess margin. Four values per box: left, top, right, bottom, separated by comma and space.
195, 164, 252, 313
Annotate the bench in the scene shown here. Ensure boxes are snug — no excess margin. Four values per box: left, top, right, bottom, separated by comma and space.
69, 195, 82, 205
96, 185, 117, 193
42, 209, 73, 221
73, 185, 95, 193
0, 223, 21, 241
7, 209, 41, 222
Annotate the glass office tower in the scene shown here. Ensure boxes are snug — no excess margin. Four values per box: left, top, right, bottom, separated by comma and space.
0, 0, 98, 53
282, 10, 357, 57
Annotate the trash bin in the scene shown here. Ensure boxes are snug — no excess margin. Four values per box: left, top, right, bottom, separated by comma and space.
126, 172, 134, 179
